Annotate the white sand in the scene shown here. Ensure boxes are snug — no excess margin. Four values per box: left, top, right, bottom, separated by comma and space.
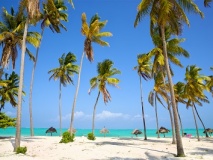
0, 136, 212, 160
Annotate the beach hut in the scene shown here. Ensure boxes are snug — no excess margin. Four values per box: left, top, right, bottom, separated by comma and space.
132, 129, 142, 137
203, 128, 213, 137
100, 127, 109, 137
46, 127, 57, 136
156, 126, 170, 138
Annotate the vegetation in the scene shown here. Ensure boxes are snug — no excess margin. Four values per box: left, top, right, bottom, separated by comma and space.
48, 52, 78, 136
0, 112, 16, 128
16, 146, 27, 154
87, 132, 95, 141
0, 1, 212, 157
60, 131, 75, 143
89, 59, 120, 135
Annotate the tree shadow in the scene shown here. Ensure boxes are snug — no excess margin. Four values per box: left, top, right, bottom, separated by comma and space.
189, 147, 213, 156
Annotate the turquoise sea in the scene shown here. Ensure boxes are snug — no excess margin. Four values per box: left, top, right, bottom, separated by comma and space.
0, 128, 206, 138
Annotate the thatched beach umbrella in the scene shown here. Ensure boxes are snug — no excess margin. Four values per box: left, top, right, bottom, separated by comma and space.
100, 127, 109, 137
46, 127, 57, 136
156, 126, 170, 138
203, 128, 213, 137
132, 129, 142, 137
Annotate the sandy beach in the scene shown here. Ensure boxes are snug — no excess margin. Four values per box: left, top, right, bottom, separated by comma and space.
0, 136, 212, 160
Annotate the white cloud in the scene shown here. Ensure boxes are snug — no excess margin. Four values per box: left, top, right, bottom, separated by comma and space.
96, 110, 130, 120
5, 111, 16, 117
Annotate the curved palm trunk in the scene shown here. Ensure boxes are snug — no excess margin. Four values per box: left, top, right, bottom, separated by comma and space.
70, 51, 85, 135
160, 25, 185, 157
176, 102, 184, 137
168, 105, 176, 144
162, 74, 176, 144
92, 91, 100, 135
139, 76, 147, 140
194, 104, 208, 137
29, 29, 44, 137
192, 105, 200, 141
59, 82, 62, 136
15, 18, 29, 151
155, 93, 160, 138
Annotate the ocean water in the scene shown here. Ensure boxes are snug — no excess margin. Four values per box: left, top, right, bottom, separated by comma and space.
0, 128, 206, 138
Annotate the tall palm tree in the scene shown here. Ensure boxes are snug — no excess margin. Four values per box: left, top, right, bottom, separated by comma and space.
204, 0, 212, 7
134, 0, 203, 156
48, 52, 78, 136
148, 26, 189, 144
69, 13, 112, 135
184, 65, 210, 140
0, 7, 40, 69
174, 82, 187, 137
148, 72, 168, 138
134, 53, 152, 140
205, 67, 213, 97
0, 72, 24, 112
29, 0, 68, 137
88, 59, 120, 135
15, 0, 41, 151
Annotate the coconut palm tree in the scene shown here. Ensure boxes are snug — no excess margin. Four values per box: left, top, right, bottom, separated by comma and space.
134, 53, 152, 140
48, 52, 78, 136
0, 72, 24, 112
15, 0, 41, 151
148, 72, 168, 138
0, 7, 40, 69
29, 0, 68, 137
184, 65, 210, 140
174, 82, 187, 137
204, 0, 212, 7
134, 0, 203, 156
148, 26, 190, 144
88, 59, 120, 135
205, 67, 213, 97
69, 13, 112, 135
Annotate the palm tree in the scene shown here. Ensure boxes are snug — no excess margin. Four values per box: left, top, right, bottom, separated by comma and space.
204, 0, 212, 7
174, 82, 187, 137
88, 59, 120, 135
134, 53, 152, 140
184, 65, 210, 140
148, 26, 190, 144
69, 13, 112, 135
148, 72, 167, 139
0, 7, 41, 69
29, 0, 68, 137
205, 67, 213, 97
15, 0, 41, 151
134, 0, 203, 156
0, 72, 24, 112
48, 52, 78, 136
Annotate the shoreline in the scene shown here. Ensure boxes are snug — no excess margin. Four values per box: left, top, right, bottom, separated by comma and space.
0, 136, 212, 160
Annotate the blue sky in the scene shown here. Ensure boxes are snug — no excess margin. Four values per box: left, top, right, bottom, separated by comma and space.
1, 0, 213, 130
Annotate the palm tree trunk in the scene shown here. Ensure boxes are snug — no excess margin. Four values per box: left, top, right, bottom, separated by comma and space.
168, 105, 176, 144
139, 76, 147, 140
162, 73, 176, 144
155, 92, 160, 138
15, 18, 29, 151
70, 51, 85, 135
194, 104, 208, 137
92, 91, 100, 135
59, 82, 62, 136
160, 25, 185, 157
29, 29, 44, 137
192, 105, 200, 141
176, 102, 184, 137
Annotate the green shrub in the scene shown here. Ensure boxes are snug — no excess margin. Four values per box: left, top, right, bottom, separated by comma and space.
87, 132, 95, 140
16, 146, 27, 154
60, 131, 75, 143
